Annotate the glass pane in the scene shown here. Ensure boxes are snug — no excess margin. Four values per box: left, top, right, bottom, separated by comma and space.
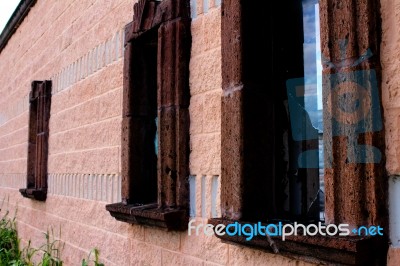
302, 0, 324, 221
286, 0, 324, 221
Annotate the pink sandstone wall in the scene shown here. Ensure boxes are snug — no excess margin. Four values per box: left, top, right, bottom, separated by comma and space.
0, 0, 132, 264
0, 0, 333, 265
381, 1, 400, 265
381, 0, 400, 175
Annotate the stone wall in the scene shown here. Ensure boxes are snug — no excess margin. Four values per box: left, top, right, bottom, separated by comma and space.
5, 0, 399, 265
381, 0, 400, 265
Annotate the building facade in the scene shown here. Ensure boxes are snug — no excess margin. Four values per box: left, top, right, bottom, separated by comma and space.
0, 0, 400, 265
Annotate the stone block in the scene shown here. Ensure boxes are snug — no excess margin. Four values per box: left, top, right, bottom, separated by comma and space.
189, 48, 222, 95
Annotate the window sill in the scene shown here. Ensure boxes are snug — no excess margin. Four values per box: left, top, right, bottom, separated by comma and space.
19, 188, 47, 201
106, 202, 188, 231
209, 218, 387, 265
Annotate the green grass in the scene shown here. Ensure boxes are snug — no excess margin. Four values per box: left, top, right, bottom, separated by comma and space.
81, 249, 104, 266
0, 203, 104, 266
0, 210, 21, 265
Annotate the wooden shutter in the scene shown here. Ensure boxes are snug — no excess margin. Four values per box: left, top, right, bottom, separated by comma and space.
20, 80, 52, 201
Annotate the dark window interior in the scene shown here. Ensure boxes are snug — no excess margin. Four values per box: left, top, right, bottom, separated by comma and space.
241, 0, 320, 222
130, 28, 159, 205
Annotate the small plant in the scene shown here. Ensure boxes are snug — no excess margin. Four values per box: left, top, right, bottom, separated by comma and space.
81, 248, 104, 266
0, 210, 21, 264
38, 228, 64, 266
0, 198, 103, 265
20, 240, 36, 266
0, 201, 64, 266
17, 227, 64, 266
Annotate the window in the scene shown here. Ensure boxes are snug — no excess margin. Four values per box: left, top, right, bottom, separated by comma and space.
210, 0, 387, 264
20, 80, 52, 201
106, 0, 191, 231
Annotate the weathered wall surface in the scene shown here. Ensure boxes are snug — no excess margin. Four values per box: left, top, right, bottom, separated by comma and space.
381, 0, 400, 265
0, 0, 319, 265
0, 0, 132, 264
381, 0, 400, 175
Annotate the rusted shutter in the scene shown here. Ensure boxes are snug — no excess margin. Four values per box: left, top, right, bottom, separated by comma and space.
157, 17, 191, 209
20, 80, 52, 201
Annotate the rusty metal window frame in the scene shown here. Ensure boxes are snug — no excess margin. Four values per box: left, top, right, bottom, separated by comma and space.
20, 80, 52, 201
106, 0, 191, 231
210, 0, 388, 264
